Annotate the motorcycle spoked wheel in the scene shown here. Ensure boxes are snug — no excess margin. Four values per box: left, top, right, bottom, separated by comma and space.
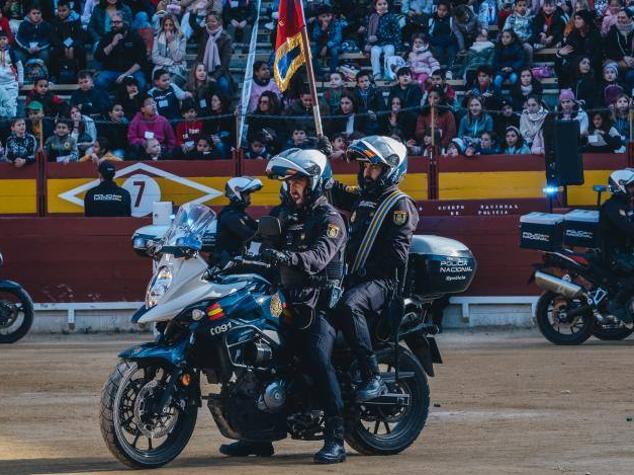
344, 346, 429, 455
0, 288, 34, 344
100, 361, 197, 469
535, 291, 594, 345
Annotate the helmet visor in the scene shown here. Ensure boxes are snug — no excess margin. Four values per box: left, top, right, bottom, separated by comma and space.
346, 140, 384, 165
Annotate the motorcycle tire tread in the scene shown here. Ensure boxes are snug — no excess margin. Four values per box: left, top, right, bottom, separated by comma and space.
0, 287, 34, 344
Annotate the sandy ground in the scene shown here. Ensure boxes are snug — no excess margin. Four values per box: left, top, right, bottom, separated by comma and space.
1, 330, 634, 475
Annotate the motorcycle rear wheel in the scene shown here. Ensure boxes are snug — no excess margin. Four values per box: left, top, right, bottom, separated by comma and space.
344, 346, 429, 455
100, 360, 197, 469
535, 291, 594, 345
0, 287, 34, 344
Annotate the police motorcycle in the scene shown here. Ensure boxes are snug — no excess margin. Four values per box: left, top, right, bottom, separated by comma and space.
522, 172, 634, 345
0, 251, 34, 343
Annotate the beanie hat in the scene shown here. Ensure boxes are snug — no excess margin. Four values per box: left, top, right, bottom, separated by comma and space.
603, 61, 619, 78
559, 89, 575, 102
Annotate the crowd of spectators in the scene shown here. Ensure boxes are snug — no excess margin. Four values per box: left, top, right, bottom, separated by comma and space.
0, 0, 633, 169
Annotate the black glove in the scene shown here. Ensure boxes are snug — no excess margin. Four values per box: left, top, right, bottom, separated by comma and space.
261, 248, 292, 266
315, 134, 333, 157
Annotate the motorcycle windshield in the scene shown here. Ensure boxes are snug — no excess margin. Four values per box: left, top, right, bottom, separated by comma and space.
160, 203, 216, 253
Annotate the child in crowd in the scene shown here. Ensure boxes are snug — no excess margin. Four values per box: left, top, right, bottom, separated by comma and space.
117, 75, 144, 121
247, 61, 281, 112
79, 136, 121, 163
98, 102, 128, 158
583, 111, 623, 152
5, 117, 36, 167
27, 76, 68, 117
495, 99, 520, 140
182, 137, 213, 160
352, 70, 385, 133
601, 61, 624, 107
511, 67, 543, 110
15, 5, 52, 64
0, 30, 21, 118
128, 95, 176, 156
611, 93, 631, 143
493, 29, 526, 92
469, 66, 499, 110
453, 4, 480, 54
323, 71, 345, 114
520, 95, 548, 153
428, 1, 457, 72
69, 104, 96, 153
572, 56, 599, 109
365, 0, 401, 80
532, 0, 565, 48
415, 86, 456, 149
149, 68, 193, 121
142, 138, 163, 160
502, 125, 531, 154
460, 29, 495, 84
245, 133, 271, 160
175, 100, 203, 157
445, 137, 465, 157
70, 70, 110, 118
26, 100, 53, 142
45, 118, 78, 163
407, 34, 440, 86
425, 69, 457, 107
388, 67, 422, 109
330, 133, 347, 160
186, 62, 216, 117
284, 126, 310, 151
310, 5, 344, 74
601, 0, 623, 37
557, 88, 589, 136
504, 0, 534, 64
458, 95, 494, 144
478, 131, 499, 154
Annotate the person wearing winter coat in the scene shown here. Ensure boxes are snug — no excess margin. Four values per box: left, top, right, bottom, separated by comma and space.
582, 111, 623, 153
459, 29, 495, 83
15, 5, 52, 65
365, 0, 402, 80
49, 0, 86, 82
326, 93, 368, 137
407, 34, 440, 85
493, 29, 526, 91
128, 96, 176, 155
414, 86, 456, 149
388, 66, 423, 109
453, 4, 481, 52
601, 0, 622, 37
571, 56, 599, 110
531, 0, 565, 48
428, 1, 458, 70
556, 10, 603, 86
222, 0, 256, 45
247, 61, 282, 112
504, 0, 534, 65
519, 95, 548, 153
5, 118, 36, 167
87, 0, 133, 45
604, 9, 634, 88
458, 95, 494, 143
152, 14, 187, 87
502, 125, 531, 154
310, 5, 344, 74
556, 88, 589, 136
0, 30, 21, 119
510, 67, 543, 110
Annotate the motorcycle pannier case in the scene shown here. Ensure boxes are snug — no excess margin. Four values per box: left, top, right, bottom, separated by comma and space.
406, 235, 477, 298
519, 212, 564, 251
562, 209, 600, 249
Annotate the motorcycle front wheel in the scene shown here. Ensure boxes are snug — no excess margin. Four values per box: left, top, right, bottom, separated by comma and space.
535, 291, 594, 345
0, 287, 34, 344
100, 361, 197, 469
345, 346, 430, 455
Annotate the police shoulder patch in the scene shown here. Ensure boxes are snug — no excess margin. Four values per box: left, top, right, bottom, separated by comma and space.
393, 210, 408, 225
327, 223, 340, 238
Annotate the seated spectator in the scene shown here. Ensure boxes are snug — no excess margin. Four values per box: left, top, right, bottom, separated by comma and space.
380, 95, 416, 140
601, 61, 625, 107
601, 0, 622, 37
388, 66, 423, 109
502, 125, 531, 154
175, 99, 203, 158
128, 96, 176, 157
401, 0, 434, 42
322, 71, 345, 114
45, 118, 78, 163
84, 161, 131, 217
4, 0, 24, 34
244, 132, 272, 160
186, 62, 217, 117
414, 87, 456, 150
98, 102, 128, 158
117, 76, 144, 121
223, 0, 256, 46
179, 0, 221, 40
247, 61, 281, 113
310, 5, 344, 74
458, 95, 494, 144
327, 93, 368, 136
520, 95, 548, 153
425, 69, 457, 108
469, 66, 500, 110
556, 10, 602, 87
0, 30, 21, 119
247, 91, 284, 153
87, 0, 132, 46
330, 133, 347, 160
453, 4, 481, 54
151, 14, 187, 87
205, 93, 235, 158
26, 100, 53, 142
191, 11, 233, 97
493, 29, 526, 92
428, 1, 458, 72
351, 70, 385, 134
148, 68, 193, 121
582, 111, 623, 152
5, 118, 37, 167
26, 77, 68, 117
70, 105, 97, 154
365, 0, 401, 80
184, 136, 218, 160
495, 99, 520, 140
79, 136, 122, 163
556, 88, 589, 136
571, 56, 599, 109
50, 0, 85, 84
94, 12, 147, 91
444, 137, 466, 157
611, 93, 631, 143
283, 125, 310, 151
284, 88, 322, 138
409, 126, 439, 156
504, 0, 533, 64
71, 71, 110, 119
604, 9, 634, 89
407, 34, 440, 87
0, 9, 14, 45
510, 67, 543, 110
15, 5, 52, 65
477, 130, 500, 155
142, 137, 165, 160
532, 0, 565, 49
459, 29, 494, 85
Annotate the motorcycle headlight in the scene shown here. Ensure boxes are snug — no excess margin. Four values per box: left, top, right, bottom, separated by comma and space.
145, 266, 173, 308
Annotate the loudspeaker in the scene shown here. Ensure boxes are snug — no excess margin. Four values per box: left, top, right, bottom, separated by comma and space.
543, 117, 584, 186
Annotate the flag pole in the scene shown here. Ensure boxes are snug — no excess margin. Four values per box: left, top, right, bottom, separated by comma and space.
300, 25, 324, 137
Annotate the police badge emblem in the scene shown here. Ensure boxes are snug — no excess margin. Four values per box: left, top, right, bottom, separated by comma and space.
270, 294, 283, 318
393, 210, 407, 225
327, 223, 340, 238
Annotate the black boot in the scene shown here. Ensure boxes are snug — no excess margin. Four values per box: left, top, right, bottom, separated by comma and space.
356, 355, 387, 402
314, 417, 346, 464
219, 440, 274, 457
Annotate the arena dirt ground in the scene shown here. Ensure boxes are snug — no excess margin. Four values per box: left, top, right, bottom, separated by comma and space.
2, 330, 634, 475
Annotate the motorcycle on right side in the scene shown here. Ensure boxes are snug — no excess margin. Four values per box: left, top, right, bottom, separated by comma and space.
0, 251, 34, 343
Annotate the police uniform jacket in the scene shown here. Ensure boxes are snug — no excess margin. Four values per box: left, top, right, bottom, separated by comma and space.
600, 194, 634, 261
84, 181, 132, 217
215, 203, 258, 260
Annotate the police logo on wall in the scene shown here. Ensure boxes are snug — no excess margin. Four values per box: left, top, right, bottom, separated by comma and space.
327, 224, 340, 238
393, 210, 408, 225
270, 294, 283, 318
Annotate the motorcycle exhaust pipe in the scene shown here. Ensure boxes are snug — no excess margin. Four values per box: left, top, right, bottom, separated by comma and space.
534, 271, 584, 299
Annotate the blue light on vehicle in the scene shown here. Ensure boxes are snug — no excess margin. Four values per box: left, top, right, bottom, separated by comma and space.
542, 186, 559, 195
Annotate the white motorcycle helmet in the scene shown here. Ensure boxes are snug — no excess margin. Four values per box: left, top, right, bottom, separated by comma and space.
608, 169, 634, 196
225, 176, 263, 207
345, 135, 408, 193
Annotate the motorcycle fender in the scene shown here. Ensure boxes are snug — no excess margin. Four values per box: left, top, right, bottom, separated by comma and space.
404, 334, 443, 377
0, 279, 24, 291
131, 305, 150, 323
119, 338, 188, 367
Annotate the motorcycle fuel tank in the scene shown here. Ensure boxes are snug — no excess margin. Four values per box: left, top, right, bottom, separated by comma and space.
406, 235, 477, 297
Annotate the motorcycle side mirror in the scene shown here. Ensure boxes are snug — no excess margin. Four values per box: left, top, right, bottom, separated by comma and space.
592, 185, 608, 193
258, 216, 282, 238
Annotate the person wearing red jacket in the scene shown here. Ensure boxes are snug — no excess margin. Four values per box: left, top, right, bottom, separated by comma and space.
127, 95, 176, 158
174, 99, 204, 158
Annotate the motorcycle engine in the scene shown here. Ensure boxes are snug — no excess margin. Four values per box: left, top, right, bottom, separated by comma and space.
256, 379, 286, 413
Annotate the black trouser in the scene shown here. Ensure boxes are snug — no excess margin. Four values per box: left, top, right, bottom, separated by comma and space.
610, 253, 634, 304
334, 279, 391, 371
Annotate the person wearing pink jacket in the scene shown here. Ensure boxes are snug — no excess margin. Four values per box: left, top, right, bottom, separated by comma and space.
127, 95, 176, 158
407, 34, 440, 85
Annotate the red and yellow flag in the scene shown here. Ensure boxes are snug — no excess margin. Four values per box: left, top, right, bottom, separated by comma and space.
273, 0, 306, 92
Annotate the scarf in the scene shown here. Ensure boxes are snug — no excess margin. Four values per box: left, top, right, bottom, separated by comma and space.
616, 21, 634, 37
203, 26, 223, 73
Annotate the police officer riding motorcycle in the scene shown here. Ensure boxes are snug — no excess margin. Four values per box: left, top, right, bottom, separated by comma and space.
219, 149, 348, 464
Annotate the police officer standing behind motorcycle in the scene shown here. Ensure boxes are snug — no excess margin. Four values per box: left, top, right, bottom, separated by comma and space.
600, 169, 634, 321
219, 149, 348, 464
328, 136, 419, 401
215, 177, 263, 265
